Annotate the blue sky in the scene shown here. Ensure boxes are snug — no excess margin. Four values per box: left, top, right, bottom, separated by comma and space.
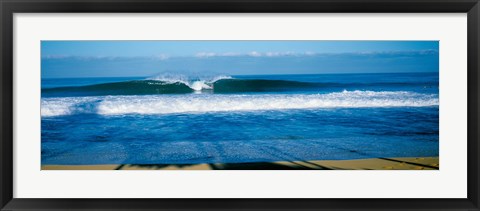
42, 41, 439, 78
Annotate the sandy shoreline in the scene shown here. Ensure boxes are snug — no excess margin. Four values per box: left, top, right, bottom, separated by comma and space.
42, 157, 438, 170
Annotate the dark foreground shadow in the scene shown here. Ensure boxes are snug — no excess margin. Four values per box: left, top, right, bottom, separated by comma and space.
115, 161, 333, 170
378, 157, 439, 170
208, 162, 325, 170
113, 157, 438, 170
115, 163, 197, 170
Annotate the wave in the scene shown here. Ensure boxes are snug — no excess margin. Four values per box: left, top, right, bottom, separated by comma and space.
41, 90, 439, 117
41, 77, 325, 97
147, 73, 232, 91
41, 76, 436, 97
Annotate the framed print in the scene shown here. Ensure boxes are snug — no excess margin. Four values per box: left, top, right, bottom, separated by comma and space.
1, 0, 479, 210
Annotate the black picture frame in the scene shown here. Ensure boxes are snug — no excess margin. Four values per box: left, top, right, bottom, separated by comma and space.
1, 0, 479, 210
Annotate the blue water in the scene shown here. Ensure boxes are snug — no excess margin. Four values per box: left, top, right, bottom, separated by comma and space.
41, 73, 439, 165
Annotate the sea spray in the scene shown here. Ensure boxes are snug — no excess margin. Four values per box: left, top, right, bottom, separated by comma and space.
41, 90, 439, 117
148, 73, 231, 91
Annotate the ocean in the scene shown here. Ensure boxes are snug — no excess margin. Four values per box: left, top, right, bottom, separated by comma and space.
41, 72, 439, 165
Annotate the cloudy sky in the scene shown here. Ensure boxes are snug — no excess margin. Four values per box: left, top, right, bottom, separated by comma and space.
41, 41, 439, 78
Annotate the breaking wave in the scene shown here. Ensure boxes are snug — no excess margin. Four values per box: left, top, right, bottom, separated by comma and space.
147, 73, 232, 91
41, 90, 439, 117
41, 73, 439, 97
41, 77, 324, 97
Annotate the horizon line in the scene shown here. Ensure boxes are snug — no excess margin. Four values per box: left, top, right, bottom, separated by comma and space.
41, 71, 438, 79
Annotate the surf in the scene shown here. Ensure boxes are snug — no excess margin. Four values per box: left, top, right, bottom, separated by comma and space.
41, 77, 437, 98
41, 77, 323, 97
147, 73, 232, 91
41, 90, 439, 117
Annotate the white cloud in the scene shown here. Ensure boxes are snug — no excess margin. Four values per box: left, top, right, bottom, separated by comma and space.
195, 52, 218, 58
221, 52, 242, 57
247, 51, 262, 57
265, 51, 293, 57
195, 52, 244, 58
195, 51, 320, 58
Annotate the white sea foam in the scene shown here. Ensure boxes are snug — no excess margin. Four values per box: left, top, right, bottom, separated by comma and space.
41, 90, 439, 117
147, 73, 231, 91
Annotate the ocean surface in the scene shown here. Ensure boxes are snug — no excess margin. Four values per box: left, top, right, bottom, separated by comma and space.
41, 73, 439, 165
